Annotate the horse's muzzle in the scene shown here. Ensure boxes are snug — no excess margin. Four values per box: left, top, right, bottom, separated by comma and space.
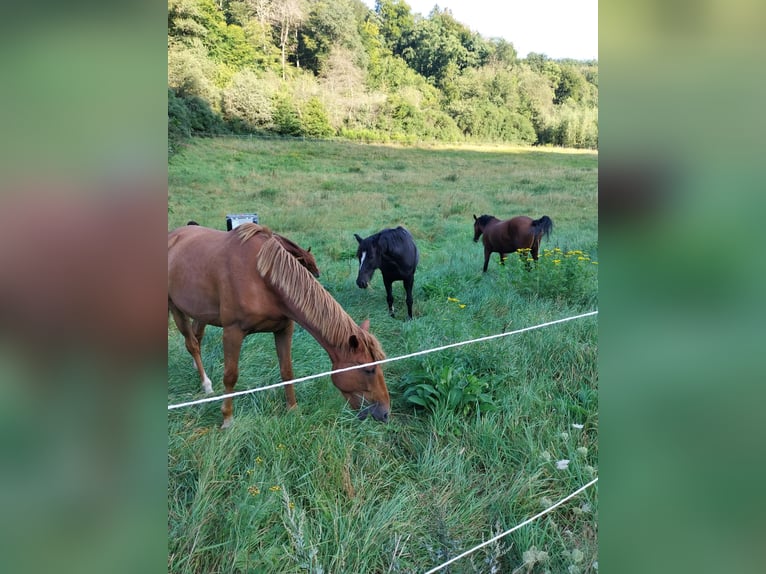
358, 403, 389, 423
356, 278, 368, 289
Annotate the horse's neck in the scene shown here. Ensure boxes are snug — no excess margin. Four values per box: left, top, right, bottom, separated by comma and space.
282, 289, 353, 364
257, 236, 353, 363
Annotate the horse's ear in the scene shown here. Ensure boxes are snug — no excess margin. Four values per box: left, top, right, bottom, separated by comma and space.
307, 246, 311, 253
349, 334, 360, 350
473, 214, 477, 221
354, 233, 363, 244
360, 319, 370, 332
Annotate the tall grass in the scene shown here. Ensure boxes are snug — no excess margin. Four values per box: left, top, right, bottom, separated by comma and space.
168, 138, 598, 573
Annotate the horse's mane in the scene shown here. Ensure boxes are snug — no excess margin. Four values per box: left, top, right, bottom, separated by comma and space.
236, 222, 272, 243
475, 214, 498, 226
256, 236, 385, 360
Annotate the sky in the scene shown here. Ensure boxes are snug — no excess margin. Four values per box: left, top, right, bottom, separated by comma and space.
359, 0, 598, 61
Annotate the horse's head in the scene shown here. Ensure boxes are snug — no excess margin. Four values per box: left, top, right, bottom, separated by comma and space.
330, 319, 390, 422
473, 214, 489, 242
354, 233, 380, 289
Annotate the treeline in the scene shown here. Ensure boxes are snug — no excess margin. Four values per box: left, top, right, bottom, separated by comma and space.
168, 0, 597, 152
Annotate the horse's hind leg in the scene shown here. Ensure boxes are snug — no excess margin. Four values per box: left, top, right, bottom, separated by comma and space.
403, 276, 415, 319
191, 319, 213, 394
274, 322, 297, 410
384, 277, 395, 317
221, 326, 245, 429
169, 303, 213, 394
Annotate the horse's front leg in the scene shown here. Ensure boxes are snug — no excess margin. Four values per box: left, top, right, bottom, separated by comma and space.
483, 247, 492, 272
383, 277, 395, 317
273, 322, 297, 410
221, 326, 245, 429
403, 275, 415, 319
531, 239, 540, 261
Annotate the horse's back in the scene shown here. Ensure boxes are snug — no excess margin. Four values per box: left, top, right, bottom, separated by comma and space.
168, 224, 273, 323
380, 226, 418, 276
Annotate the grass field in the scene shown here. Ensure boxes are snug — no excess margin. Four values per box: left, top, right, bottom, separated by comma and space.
168, 137, 598, 573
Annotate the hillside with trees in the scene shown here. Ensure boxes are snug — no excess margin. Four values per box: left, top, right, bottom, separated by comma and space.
168, 0, 597, 152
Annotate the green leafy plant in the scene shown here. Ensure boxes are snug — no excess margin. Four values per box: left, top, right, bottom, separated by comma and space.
506, 247, 598, 306
403, 364, 496, 417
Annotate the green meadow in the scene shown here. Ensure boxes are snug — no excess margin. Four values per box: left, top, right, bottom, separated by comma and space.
168, 137, 598, 573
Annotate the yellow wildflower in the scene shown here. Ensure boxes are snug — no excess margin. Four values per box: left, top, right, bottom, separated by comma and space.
458, 304, 466, 309
246, 469, 254, 476
255, 456, 263, 464
553, 260, 561, 265
577, 256, 588, 261
248, 486, 260, 496
288, 502, 295, 510
269, 485, 281, 492
447, 297, 460, 303
591, 261, 599, 265
277, 443, 286, 450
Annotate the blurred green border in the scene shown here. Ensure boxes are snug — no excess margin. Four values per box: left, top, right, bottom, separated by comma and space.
601, 2, 766, 573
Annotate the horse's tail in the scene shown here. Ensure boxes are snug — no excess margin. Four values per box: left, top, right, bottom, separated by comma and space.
531, 216, 553, 242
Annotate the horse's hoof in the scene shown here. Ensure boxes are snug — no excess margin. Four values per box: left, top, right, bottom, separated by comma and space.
220, 417, 233, 429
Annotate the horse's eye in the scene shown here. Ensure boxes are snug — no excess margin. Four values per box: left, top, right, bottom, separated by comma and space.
363, 367, 376, 375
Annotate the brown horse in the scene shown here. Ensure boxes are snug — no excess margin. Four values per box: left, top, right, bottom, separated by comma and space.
473, 214, 553, 272
168, 223, 389, 428
185, 221, 320, 278
273, 233, 319, 278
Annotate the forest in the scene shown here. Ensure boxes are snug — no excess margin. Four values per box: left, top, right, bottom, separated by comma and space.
168, 0, 598, 151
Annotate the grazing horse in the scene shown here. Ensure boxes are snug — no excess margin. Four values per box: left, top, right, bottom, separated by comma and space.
168, 223, 389, 428
354, 226, 419, 319
473, 214, 553, 272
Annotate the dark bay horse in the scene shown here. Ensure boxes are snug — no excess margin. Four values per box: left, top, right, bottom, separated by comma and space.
168, 223, 389, 428
354, 226, 419, 319
473, 214, 553, 272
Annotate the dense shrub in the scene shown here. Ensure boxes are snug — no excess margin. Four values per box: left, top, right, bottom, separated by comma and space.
221, 70, 275, 131
300, 97, 335, 138
272, 96, 302, 136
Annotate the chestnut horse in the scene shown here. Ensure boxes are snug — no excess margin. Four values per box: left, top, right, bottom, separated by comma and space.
168, 223, 389, 427
473, 214, 553, 272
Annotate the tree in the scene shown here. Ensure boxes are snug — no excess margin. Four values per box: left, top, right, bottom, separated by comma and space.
374, 0, 415, 55
269, 0, 305, 80
554, 65, 587, 104
399, 6, 490, 86
298, 0, 367, 76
